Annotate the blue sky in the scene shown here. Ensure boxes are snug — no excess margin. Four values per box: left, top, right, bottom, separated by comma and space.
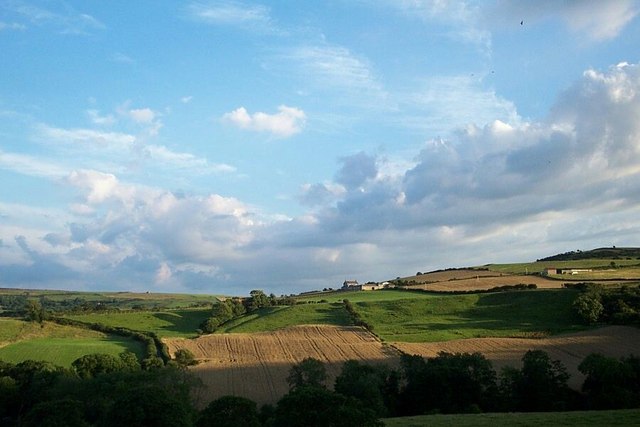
1, 1, 640, 295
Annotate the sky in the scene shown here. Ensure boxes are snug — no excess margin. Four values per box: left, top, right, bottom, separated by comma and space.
1, 1, 640, 295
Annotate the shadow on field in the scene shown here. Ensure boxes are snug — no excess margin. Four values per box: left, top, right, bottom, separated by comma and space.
152, 310, 209, 336
190, 356, 399, 409
469, 289, 584, 333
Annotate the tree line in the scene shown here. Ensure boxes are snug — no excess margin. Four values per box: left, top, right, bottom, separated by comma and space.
571, 283, 640, 325
2, 348, 639, 426
198, 290, 299, 334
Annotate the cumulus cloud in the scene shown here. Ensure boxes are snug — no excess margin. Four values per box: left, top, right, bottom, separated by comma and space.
222, 105, 306, 137
4, 62, 640, 294
116, 104, 163, 136
335, 152, 378, 190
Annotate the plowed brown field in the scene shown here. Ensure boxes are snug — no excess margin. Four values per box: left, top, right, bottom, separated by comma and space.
392, 325, 640, 389
164, 325, 401, 406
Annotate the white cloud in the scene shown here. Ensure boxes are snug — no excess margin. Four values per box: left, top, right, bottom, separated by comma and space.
400, 74, 520, 134
187, 1, 278, 33
284, 44, 387, 101
222, 105, 306, 137
0, 149, 68, 178
128, 108, 156, 124
0, 21, 26, 31
181, 96, 194, 104
386, 0, 490, 50
67, 170, 122, 204
143, 144, 236, 174
117, 104, 163, 135
4, 62, 640, 294
87, 109, 116, 126
111, 52, 135, 64
38, 125, 136, 149
155, 262, 173, 283
4, 1, 105, 34
489, 0, 638, 41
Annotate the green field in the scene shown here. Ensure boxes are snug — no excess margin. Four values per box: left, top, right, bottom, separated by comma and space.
298, 289, 437, 303
65, 308, 211, 338
354, 289, 584, 342
0, 318, 144, 367
0, 288, 218, 310
216, 302, 352, 333
0, 336, 143, 367
383, 409, 640, 427
215, 289, 587, 342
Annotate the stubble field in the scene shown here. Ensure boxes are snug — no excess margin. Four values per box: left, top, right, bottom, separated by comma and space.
392, 325, 640, 389
165, 324, 400, 406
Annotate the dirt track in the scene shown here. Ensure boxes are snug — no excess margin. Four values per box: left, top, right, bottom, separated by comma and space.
392, 325, 640, 389
164, 325, 400, 406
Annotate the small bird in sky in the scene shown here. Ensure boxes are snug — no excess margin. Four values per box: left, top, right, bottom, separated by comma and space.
521, 20, 524, 25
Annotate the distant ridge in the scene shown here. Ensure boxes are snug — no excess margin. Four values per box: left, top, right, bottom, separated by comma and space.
537, 247, 640, 262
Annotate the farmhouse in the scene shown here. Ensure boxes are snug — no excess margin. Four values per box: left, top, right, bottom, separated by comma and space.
341, 280, 393, 291
342, 280, 361, 290
542, 267, 593, 276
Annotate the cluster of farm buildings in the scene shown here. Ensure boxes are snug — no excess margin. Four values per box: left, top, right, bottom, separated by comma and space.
542, 268, 593, 275
341, 280, 394, 291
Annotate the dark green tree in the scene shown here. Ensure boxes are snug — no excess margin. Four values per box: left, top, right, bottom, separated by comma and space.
579, 353, 640, 409
273, 386, 383, 427
72, 354, 124, 379
23, 398, 89, 427
101, 385, 193, 427
118, 351, 141, 372
573, 292, 604, 324
334, 360, 397, 417
287, 357, 327, 390
24, 300, 47, 324
196, 395, 260, 427
245, 290, 269, 311
174, 349, 198, 368
500, 350, 573, 411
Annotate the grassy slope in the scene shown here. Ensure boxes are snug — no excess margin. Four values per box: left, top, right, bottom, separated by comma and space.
217, 290, 439, 333
65, 308, 211, 338
355, 289, 584, 342
216, 303, 352, 333
383, 409, 640, 427
216, 289, 586, 342
0, 318, 143, 367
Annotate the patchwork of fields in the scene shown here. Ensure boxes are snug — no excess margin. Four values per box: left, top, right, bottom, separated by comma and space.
2, 256, 640, 414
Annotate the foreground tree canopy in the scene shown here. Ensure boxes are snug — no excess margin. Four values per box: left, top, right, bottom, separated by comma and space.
1, 349, 640, 426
